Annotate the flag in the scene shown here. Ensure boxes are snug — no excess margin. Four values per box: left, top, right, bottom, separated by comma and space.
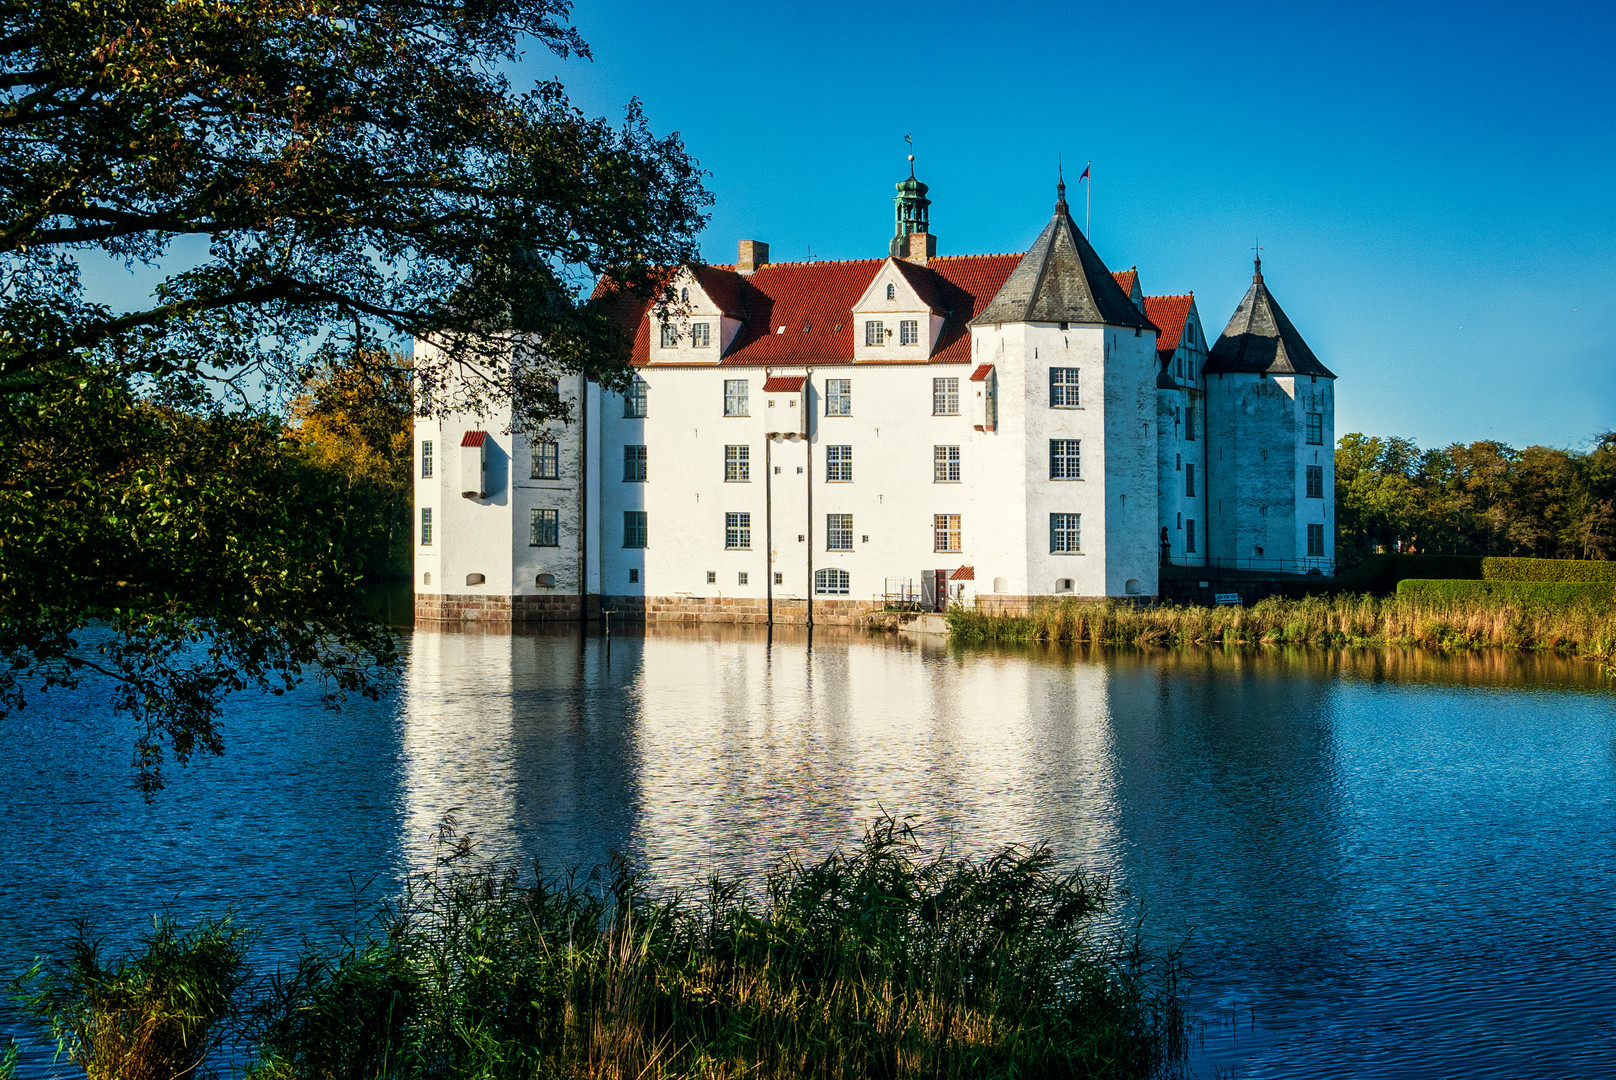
1078, 163, 1090, 183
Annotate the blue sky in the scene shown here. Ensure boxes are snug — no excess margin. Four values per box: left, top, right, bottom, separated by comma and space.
81, 0, 1614, 450
534, 0, 1616, 451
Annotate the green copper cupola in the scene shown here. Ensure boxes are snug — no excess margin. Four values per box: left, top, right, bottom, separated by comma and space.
890, 154, 936, 263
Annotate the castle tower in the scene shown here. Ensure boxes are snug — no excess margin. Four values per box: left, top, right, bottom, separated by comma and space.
1203, 256, 1337, 572
890, 155, 936, 263
966, 175, 1161, 599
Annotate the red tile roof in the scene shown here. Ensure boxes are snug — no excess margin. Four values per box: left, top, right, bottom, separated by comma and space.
762, 375, 805, 392
1112, 269, 1139, 297
1143, 294, 1194, 357
594, 254, 1022, 368
950, 565, 975, 581
461, 430, 487, 447
969, 364, 994, 381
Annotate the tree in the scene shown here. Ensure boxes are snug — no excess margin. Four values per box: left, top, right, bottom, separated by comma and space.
1, 0, 710, 788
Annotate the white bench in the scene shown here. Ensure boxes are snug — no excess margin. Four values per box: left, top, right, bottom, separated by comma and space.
1213, 592, 1243, 606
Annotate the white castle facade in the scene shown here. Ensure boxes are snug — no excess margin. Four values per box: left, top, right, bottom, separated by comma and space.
413, 169, 1336, 624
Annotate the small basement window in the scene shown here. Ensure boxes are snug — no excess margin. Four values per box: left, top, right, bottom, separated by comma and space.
422, 572, 431, 585
1056, 578, 1074, 593
466, 573, 486, 586
535, 573, 556, 588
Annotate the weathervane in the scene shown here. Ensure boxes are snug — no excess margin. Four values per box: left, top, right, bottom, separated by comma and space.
904, 133, 914, 176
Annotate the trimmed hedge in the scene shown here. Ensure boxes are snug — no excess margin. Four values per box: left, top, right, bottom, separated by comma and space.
1396, 578, 1616, 606
1481, 556, 1616, 583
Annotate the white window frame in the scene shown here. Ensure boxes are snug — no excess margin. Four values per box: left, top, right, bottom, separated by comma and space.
864, 320, 885, 346
1049, 439, 1081, 480
826, 513, 853, 551
826, 444, 852, 482
724, 379, 748, 417
815, 567, 850, 595
529, 508, 560, 547
1050, 367, 1080, 408
691, 321, 711, 348
933, 513, 961, 553
624, 375, 648, 418
899, 319, 920, 346
623, 444, 647, 482
825, 378, 851, 416
532, 441, 559, 480
420, 507, 433, 546
421, 440, 433, 478
725, 511, 751, 550
659, 322, 678, 348
724, 444, 750, 482
932, 377, 959, 416
934, 445, 960, 483
1050, 513, 1081, 554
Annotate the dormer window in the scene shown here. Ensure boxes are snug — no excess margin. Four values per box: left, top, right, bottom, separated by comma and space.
864, 320, 885, 346
899, 319, 920, 346
691, 322, 711, 348
659, 322, 678, 348
886, 283, 896, 300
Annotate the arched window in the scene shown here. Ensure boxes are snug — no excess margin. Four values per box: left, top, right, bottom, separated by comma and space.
1055, 578, 1074, 593
885, 283, 896, 300
814, 568, 850, 595
422, 572, 431, 585
680, 287, 689, 303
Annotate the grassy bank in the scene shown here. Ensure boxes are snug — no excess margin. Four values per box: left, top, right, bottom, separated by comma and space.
948, 594, 1616, 657
7, 817, 1185, 1080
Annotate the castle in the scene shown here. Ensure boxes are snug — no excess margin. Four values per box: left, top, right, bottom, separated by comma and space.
413, 166, 1336, 624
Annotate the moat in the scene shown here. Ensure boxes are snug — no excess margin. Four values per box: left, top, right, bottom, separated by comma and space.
2, 627, 1614, 1078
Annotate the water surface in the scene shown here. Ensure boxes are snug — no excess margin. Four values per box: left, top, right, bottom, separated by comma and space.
2, 628, 1613, 1078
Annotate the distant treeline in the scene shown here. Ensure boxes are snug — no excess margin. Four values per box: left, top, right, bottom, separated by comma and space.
1336, 432, 1616, 567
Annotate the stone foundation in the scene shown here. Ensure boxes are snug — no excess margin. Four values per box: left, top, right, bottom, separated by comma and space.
414, 592, 882, 626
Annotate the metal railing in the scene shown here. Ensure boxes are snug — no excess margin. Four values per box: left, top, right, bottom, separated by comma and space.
1164, 555, 1336, 576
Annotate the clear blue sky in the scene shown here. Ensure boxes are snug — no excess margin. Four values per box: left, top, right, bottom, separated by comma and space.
533, 0, 1616, 451
79, 0, 1615, 451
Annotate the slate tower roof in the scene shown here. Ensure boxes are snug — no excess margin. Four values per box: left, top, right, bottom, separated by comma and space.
971, 177, 1156, 330
1206, 258, 1335, 378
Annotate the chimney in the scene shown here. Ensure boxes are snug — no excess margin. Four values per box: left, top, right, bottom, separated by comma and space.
900, 232, 936, 267
736, 239, 769, 276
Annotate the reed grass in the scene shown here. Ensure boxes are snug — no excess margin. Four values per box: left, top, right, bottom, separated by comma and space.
947, 593, 1616, 659
11, 818, 1185, 1079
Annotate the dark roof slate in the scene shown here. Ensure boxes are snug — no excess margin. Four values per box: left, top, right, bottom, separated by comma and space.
1205, 269, 1334, 378
971, 199, 1155, 331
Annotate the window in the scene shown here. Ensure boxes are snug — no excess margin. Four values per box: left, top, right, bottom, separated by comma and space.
816, 568, 850, 595
421, 440, 433, 478
934, 514, 961, 552
1308, 523, 1325, 557
623, 444, 647, 482
827, 513, 853, 551
1185, 463, 1196, 497
529, 508, 559, 547
691, 321, 711, 348
775, 572, 783, 585
623, 510, 648, 548
1185, 403, 1196, 440
420, 507, 433, 546
706, 571, 717, 583
624, 374, 648, 418
932, 377, 959, 415
1050, 512, 1081, 553
1049, 439, 1082, 480
1307, 465, 1324, 499
724, 379, 748, 416
629, 568, 639, 583
825, 378, 851, 416
934, 445, 960, 482
1306, 412, 1324, 445
1186, 519, 1197, 553
899, 319, 920, 346
826, 444, 852, 482
1050, 368, 1080, 408
864, 320, 885, 346
738, 571, 749, 585
1176, 357, 1184, 379
725, 512, 751, 549
680, 287, 688, 303
724, 444, 750, 482
885, 283, 896, 300
659, 322, 678, 348
532, 441, 559, 480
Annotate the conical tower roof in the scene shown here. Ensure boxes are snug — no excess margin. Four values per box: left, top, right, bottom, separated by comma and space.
1206, 259, 1334, 378
971, 179, 1155, 330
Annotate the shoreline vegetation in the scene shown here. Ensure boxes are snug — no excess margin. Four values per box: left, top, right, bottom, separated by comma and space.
4, 817, 1186, 1080
946, 594, 1616, 659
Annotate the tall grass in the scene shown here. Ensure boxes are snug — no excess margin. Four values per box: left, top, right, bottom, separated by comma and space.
11, 818, 1185, 1080
949, 594, 1616, 659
